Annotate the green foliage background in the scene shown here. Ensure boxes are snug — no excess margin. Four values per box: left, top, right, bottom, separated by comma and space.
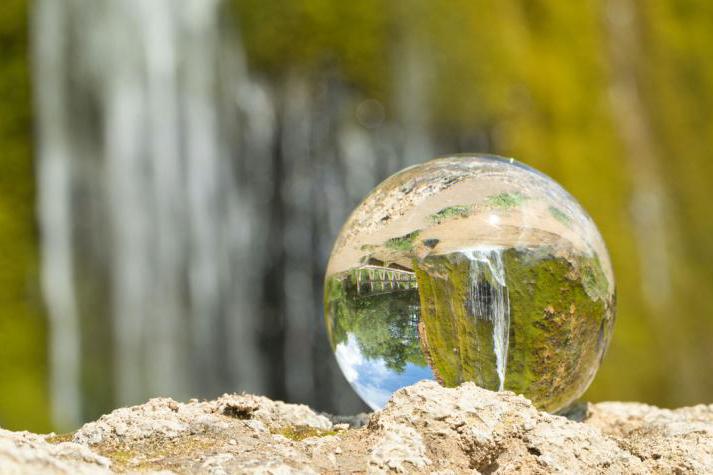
2, 0, 713, 430
326, 275, 425, 373
233, 0, 713, 408
0, 0, 50, 431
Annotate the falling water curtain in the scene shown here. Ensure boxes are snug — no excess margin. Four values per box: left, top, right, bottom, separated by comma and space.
32, 0, 434, 428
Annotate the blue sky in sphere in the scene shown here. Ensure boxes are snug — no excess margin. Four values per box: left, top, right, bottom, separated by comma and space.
335, 334, 434, 409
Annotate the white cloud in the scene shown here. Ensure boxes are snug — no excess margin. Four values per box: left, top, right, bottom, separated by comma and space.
354, 382, 391, 410
334, 334, 363, 383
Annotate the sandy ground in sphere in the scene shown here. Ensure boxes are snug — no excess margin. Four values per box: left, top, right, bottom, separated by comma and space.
327, 174, 613, 285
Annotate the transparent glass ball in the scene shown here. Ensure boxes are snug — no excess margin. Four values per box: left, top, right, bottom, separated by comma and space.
324, 155, 615, 412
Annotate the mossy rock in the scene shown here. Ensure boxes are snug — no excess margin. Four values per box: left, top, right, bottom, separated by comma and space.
486, 192, 528, 208
325, 244, 614, 412
502, 248, 614, 411
274, 425, 339, 441
413, 255, 499, 389
384, 230, 421, 251
414, 247, 614, 412
429, 205, 472, 224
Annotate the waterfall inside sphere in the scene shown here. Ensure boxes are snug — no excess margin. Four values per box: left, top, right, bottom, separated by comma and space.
324, 155, 615, 412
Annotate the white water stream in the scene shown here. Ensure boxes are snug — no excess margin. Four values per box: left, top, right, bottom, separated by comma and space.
463, 248, 510, 391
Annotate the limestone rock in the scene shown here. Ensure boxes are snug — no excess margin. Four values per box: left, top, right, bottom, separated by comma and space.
1, 381, 712, 473
586, 401, 713, 473
0, 428, 110, 474
72, 393, 332, 446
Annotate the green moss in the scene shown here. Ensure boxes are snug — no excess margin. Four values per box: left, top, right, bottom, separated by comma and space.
486, 192, 527, 208
232, 0, 391, 97
414, 248, 613, 412
101, 448, 136, 468
45, 433, 74, 444
413, 257, 463, 385
93, 435, 217, 472
93, 428, 340, 472
548, 206, 572, 227
384, 230, 421, 252
429, 205, 472, 224
275, 425, 339, 441
414, 254, 499, 389
503, 249, 613, 412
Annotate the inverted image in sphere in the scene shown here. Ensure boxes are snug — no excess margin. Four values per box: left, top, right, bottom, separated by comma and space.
324, 155, 615, 412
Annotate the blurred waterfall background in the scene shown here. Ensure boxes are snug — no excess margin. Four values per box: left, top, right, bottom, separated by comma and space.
2, 0, 713, 431
31, 0, 437, 429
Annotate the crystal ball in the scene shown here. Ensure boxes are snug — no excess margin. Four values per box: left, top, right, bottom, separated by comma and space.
324, 155, 615, 412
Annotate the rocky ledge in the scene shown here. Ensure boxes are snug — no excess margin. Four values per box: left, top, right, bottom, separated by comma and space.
2, 381, 712, 474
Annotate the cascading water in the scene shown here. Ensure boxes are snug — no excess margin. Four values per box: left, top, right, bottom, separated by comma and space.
33, 0, 264, 426
33, 0, 434, 428
463, 248, 510, 391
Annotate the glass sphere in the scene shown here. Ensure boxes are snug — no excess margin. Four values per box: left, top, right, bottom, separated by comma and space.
324, 155, 615, 412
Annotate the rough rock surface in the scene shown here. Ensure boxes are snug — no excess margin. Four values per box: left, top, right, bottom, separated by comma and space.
2, 381, 712, 474
0, 429, 111, 474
